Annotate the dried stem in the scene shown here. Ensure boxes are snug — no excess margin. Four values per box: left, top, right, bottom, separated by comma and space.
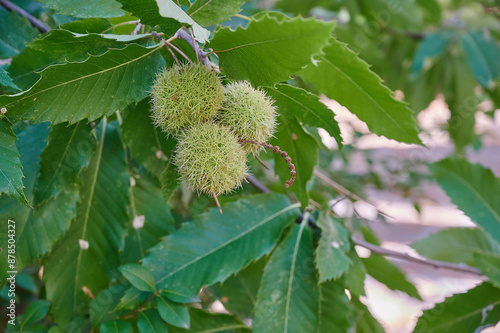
240, 139, 296, 188
213, 191, 223, 214
151, 31, 192, 64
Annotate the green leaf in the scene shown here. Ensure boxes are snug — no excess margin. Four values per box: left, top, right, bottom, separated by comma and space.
208, 12, 334, 87
28, 30, 155, 63
39, 0, 126, 18
318, 279, 352, 333
359, 0, 423, 32
253, 222, 319, 333
43, 122, 130, 329
162, 288, 200, 304
157, 295, 190, 328
168, 308, 250, 332
315, 213, 352, 282
100, 320, 134, 333
474, 252, 500, 289
60, 18, 113, 34
119, 264, 156, 292
143, 193, 300, 292
138, 310, 168, 333
410, 32, 451, 76
265, 84, 341, 147
4, 47, 55, 91
416, 0, 442, 23
271, 114, 318, 208
122, 171, 175, 264
15, 186, 79, 271
344, 252, 366, 297
461, 30, 500, 89
0, 43, 164, 125
90, 284, 128, 328
299, 37, 422, 144
21, 300, 51, 329
429, 158, 500, 244
0, 6, 39, 59
211, 257, 266, 319
34, 121, 97, 205
414, 283, 500, 333
443, 51, 478, 151
411, 227, 500, 266
0, 123, 49, 283
121, 98, 177, 178
117, 0, 182, 37
186, 0, 246, 26
0, 117, 29, 206
114, 287, 145, 311
0, 68, 20, 91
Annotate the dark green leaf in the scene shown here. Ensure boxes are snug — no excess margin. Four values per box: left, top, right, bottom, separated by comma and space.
461, 30, 500, 88
410, 32, 451, 76
443, 51, 478, 151
28, 30, 154, 63
119, 264, 156, 292
0, 68, 20, 91
358, 0, 423, 31
186, 0, 246, 26
43, 122, 130, 329
211, 257, 266, 319
265, 84, 341, 147
0, 43, 164, 125
299, 37, 422, 144
414, 283, 500, 333
34, 121, 97, 205
114, 287, 145, 311
138, 310, 168, 333
253, 223, 319, 333
0, 117, 29, 205
344, 252, 366, 296
352, 297, 385, 333
318, 279, 352, 333
271, 114, 318, 208
143, 194, 299, 291
162, 288, 200, 304
474, 252, 500, 289
21, 300, 51, 329
168, 308, 250, 332
100, 320, 134, 333
39, 0, 125, 18
161, 160, 180, 202
416, 0, 442, 23
121, 98, 177, 178
0, 6, 38, 59
90, 284, 128, 328
315, 213, 352, 282
60, 18, 113, 34
208, 12, 334, 87
5, 47, 55, 91
122, 171, 175, 264
429, 158, 500, 244
157, 295, 190, 329
411, 227, 500, 266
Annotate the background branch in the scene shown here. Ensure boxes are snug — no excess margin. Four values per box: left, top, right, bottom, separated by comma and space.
0, 0, 49, 33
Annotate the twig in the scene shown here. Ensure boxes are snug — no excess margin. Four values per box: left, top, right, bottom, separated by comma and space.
314, 169, 363, 201
131, 22, 142, 35
174, 28, 211, 66
353, 236, 483, 276
246, 175, 270, 193
0, 0, 49, 33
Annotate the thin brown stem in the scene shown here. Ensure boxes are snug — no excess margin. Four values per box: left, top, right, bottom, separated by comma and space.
353, 236, 483, 276
252, 153, 270, 170
213, 191, 223, 214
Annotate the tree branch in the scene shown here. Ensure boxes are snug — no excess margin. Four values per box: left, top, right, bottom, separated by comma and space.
174, 28, 211, 66
0, 0, 49, 33
245, 172, 484, 277
353, 236, 483, 276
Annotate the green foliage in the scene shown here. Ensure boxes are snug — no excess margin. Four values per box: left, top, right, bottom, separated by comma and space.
253, 221, 319, 333
1, 1, 500, 332
0, 118, 28, 205
414, 283, 500, 332
299, 37, 422, 145
0, 43, 164, 125
208, 12, 334, 86
430, 158, 500, 243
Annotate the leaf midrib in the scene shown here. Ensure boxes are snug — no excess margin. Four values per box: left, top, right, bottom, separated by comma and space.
73, 120, 106, 312
155, 203, 300, 285
284, 218, 307, 332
